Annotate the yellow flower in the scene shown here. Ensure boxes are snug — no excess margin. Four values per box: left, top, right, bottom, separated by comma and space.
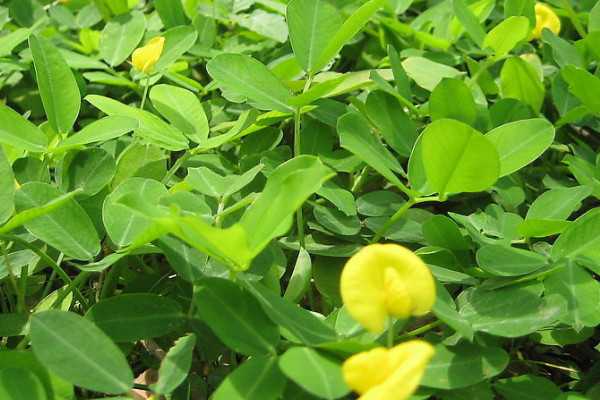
343, 340, 434, 400
131, 36, 165, 74
340, 244, 435, 333
529, 3, 561, 40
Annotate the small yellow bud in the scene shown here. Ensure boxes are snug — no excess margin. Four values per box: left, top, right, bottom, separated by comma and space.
340, 244, 436, 333
131, 36, 165, 74
529, 3, 561, 40
343, 340, 435, 400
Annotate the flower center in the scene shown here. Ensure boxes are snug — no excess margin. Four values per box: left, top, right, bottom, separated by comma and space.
383, 267, 413, 319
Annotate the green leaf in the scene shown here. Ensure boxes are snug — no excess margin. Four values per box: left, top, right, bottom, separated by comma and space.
212, 356, 286, 400
552, 209, 600, 267
459, 283, 566, 337
0, 147, 15, 224
504, 0, 535, 27
485, 118, 555, 176
518, 220, 572, 238
154, 0, 187, 28
186, 164, 264, 198
151, 334, 196, 395
545, 262, 600, 329
476, 244, 548, 276
541, 29, 583, 69
29, 35, 80, 135
194, 278, 280, 356
85, 294, 185, 342
56, 148, 116, 198
207, 54, 293, 113
432, 280, 474, 340
482, 16, 528, 60
365, 90, 418, 157
54, 115, 138, 152
452, 0, 486, 46
421, 119, 500, 194
103, 178, 168, 247
286, 0, 342, 73
421, 341, 508, 389
526, 186, 592, 221
99, 11, 146, 67
337, 112, 407, 190
241, 279, 337, 345
422, 215, 471, 250
287, 75, 347, 107
313, 204, 361, 236
153, 26, 198, 71
150, 84, 209, 143
14, 183, 100, 260
312, 0, 387, 74
0, 101, 47, 152
429, 78, 477, 126
500, 56, 545, 112
0, 17, 48, 57
0, 313, 28, 337
30, 310, 133, 394
494, 375, 561, 400
283, 247, 313, 303
561, 65, 600, 114
0, 367, 47, 400
240, 155, 334, 254
402, 57, 462, 91
112, 142, 166, 186
279, 347, 349, 399
85, 95, 189, 151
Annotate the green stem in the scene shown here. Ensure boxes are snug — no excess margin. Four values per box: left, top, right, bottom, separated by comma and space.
1, 234, 89, 310
387, 317, 395, 348
371, 198, 416, 244
396, 320, 442, 342
50, 272, 89, 309
140, 74, 151, 110
351, 166, 371, 193
162, 150, 194, 185
560, 0, 587, 39
467, 57, 493, 89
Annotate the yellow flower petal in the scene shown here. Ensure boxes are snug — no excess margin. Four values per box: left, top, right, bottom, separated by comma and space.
131, 36, 165, 74
340, 244, 436, 333
529, 3, 561, 40
343, 340, 435, 400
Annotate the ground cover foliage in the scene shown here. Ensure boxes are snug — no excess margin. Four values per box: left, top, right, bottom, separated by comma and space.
0, 0, 599, 398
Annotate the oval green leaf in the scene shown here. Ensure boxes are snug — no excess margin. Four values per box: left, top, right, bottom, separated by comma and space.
30, 310, 133, 394
422, 119, 500, 194
0, 102, 47, 152
99, 11, 146, 67
85, 293, 185, 342
212, 356, 286, 400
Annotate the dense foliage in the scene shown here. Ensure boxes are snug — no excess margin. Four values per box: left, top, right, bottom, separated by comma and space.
0, 0, 599, 399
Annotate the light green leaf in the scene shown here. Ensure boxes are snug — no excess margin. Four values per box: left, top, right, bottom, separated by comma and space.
29, 35, 80, 135
279, 347, 348, 399
207, 54, 293, 113
85, 95, 188, 151
150, 84, 208, 143
551, 209, 600, 267
153, 26, 198, 71
402, 57, 462, 91
30, 310, 133, 394
240, 155, 334, 254
0, 102, 47, 152
500, 56, 545, 112
99, 11, 146, 67
312, 0, 387, 74
0, 147, 15, 224
476, 244, 548, 276
54, 115, 139, 152
151, 334, 196, 395
283, 247, 312, 303
337, 112, 407, 190
482, 16, 529, 60
212, 356, 286, 400
526, 186, 592, 221
286, 0, 342, 73
14, 183, 99, 260
485, 118, 555, 176
429, 78, 477, 126
421, 119, 499, 194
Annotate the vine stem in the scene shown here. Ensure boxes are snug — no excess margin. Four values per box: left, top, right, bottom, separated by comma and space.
395, 320, 442, 342
140, 74, 151, 110
371, 198, 416, 244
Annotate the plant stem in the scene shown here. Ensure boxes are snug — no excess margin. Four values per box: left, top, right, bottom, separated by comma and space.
396, 320, 442, 341
387, 317, 395, 348
371, 198, 416, 244
1, 234, 89, 310
2, 240, 23, 312
467, 57, 493, 89
140, 74, 151, 110
162, 150, 194, 185
560, 0, 587, 39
